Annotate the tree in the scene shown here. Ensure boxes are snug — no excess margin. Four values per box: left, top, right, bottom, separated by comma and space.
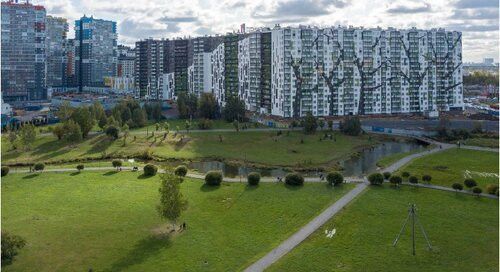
122, 124, 129, 146
90, 101, 106, 125
1, 231, 26, 265
409, 176, 419, 184
318, 119, 325, 131
174, 165, 188, 177
19, 124, 37, 151
112, 160, 122, 170
368, 173, 384, 185
340, 117, 362, 136
71, 107, 95, 138
76, 164, 84, 172
185, 120, 191, 133
56, 101, 74, 121
383, 172, 391, 180
63, 120, 83, 143
132, 108, 147, 128
8, 131, 18, 150
1, 166, 10, 177
52, 123, 66, 140
285, 173, 304, 186
464, 178, 477, 189
486, 184, 499, 195
452, 183, 463, 192
233, 120, 239, 132
328, 120, 334, 131
157, 172, 188, 228
144, 164, 158, 176
198, 93, 219, 119
222, 96, 245, 122
326, 172, 343, 186
98, 115, 108, 131
33, 162, 45, 172
105, 125, 120, 140
177, 92, 198, 119
389, 175, 403, 187
205, 171, 223, 186
198, 119, 213, 130
247, 172, 261, 186
303, 112, 318, 134
401, 171, 410, 181
422, 175, 432, 184
472, 187, 482, 197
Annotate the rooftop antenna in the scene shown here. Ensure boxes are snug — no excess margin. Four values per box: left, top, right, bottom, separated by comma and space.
392, 204, 432, 256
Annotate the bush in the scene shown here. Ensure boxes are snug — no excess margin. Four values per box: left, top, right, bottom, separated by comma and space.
33, 162, 45, 172
340, 116, 362, 136
422, 175, 432, 184
112, 160, 122, 169
205, 171, 223, 186
408, 176, 418, 184
401, 172, 410, 179
76, 164, 84, 172
452, 183, 464, 191
368, 173, 384, 185
383, 172, 391, 180
247, 172, 261, 186
472, 187, 482, 196
197, 119, 213, 130
389, 175, 403, 187
326, 172, 343, 186
464, 178, 477, 188
105, 125, 120, 140
486, 184, 499, 195
285, 173, 304, 186
1, 166, 9, 177
1, 231, 26, 265
174, 165, 188, 177
143, 164, 158, 176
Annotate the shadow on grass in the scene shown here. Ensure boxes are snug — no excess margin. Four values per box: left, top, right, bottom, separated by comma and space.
244, 184, 259, 191
107, 235, 172, 272
284, 184, 303, 191
137, 174, 155, 180
200, 184, 220, 192
103, 171, 118, 176
70, 172, 81, 176
86, 136, 113, 155
22, 173, 39, 179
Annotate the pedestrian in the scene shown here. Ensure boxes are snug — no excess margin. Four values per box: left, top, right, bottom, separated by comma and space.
182, 222, 186, 230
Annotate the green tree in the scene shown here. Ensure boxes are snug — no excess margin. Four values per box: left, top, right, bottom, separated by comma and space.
340, 116, 362, 136
112, 160, 122, 170
18, 124, 37, 151
185, 120, 191, 133
70, 107, 95, 138
303, 112, 318, 134
326, 172, 344, 186
464, 178, 477, 188
318, 119, 325, 130
328, 120, 334, 131
177, 92, 198, 119
174, 165, 188, 177
222, 96, 245, 122
389, 175, 402, 187
105, 125, 120, 140
157, 172, 188, 228
368, 173, 384, 185
198, 93, 219, 119
56, 101, 74, 121
90, 101, 106, 124
233, 120, 239, 132
1, 231, 26, 266
132, 108, 147, 128
8, 131, 17, 150
452, 183, 463, 192
247, 172, 261, 186
52, 123, 66, 140
63, 120, 83, 143
122, 124, 129, 146
76, 164, 84, 172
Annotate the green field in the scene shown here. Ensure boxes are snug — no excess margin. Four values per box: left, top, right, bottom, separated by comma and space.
397, 148, 499, 190
2, 131, 380, 168
130, 119, 264, 132
1, 171, 354, 271
376, 144, 435, 168
269, 186, 499, 272
463, 137, 498, 149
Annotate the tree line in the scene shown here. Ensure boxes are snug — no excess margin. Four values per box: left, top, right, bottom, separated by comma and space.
177, 93, 246, 122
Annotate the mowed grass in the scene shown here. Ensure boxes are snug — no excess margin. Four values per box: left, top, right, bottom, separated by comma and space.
376, 144, 435, 168
397, 148, 499, 190
269, 186, 499, 272
2, 131, 379, 167
1, 171, 354, 271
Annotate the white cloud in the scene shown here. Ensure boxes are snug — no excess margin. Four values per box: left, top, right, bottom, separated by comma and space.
34, 0, 498, 62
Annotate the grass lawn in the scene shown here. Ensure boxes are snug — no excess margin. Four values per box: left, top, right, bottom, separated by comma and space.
269, 186, 499, 272
1, 171, 354, 271
463, 137, 498, 149
397, 148, 499, 190
130, 119, 265, 133
376, 144, 435, 168
2, 131, 380, 168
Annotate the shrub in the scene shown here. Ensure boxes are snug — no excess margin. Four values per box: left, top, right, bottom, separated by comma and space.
285, 173, 304, 186
452, 183, 464, 192
389, 175, 403, 187
33, 162, 45, 172
486, 184, 499, 195
422, 175, 432, 184
401, 172, 410, 179
247, 172, 261, 186
105, 125, 120, 140
408, 176, 418, 184
326, 172, 344, 186
1, 166, 9, 177
464, 178, 477, 188
76, 164, 84, 172
174, 165, 188, 177
112, 159, 122, 169
472, 187, 482, 196
383, 172, 391, 180
143, 164, 158, 176
1, 231, 26, 265
205, 171, 223, 186
140, 149, 154, 160
197, 119, 213, 130
368, 173, 384, 185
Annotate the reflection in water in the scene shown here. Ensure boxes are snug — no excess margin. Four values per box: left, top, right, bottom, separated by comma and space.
189, 141, 426, 178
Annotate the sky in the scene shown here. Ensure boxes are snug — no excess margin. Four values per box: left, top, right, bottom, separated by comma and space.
34, 0, 499, 62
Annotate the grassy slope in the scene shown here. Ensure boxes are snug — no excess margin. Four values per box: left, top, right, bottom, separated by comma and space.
397, 148, 499, 190
1, 171, 354, 271
376, 144, 435, 168
463, 137, 498, 148
269, 186, 499, 272
2, 131, 378, 168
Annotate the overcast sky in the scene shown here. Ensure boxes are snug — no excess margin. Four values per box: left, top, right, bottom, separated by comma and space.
35, 0, 498, 62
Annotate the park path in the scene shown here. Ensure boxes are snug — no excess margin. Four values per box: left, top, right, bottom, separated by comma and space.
243, 182, 368, 272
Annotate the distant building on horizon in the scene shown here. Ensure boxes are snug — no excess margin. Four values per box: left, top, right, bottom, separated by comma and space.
46, 16, 69, 88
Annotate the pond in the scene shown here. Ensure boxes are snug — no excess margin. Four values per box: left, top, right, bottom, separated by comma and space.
189, 141, 427, 178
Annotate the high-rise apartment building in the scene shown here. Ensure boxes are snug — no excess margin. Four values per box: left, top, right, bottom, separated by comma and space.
117, 45, 135, 78
211, 43, 225, 105
74, 16, 117, 91
224, 34, 241, 99
190, 36, 223, 96
135, 39, 167, 99
65, 38, 76, 86
46, 16, 68, 88
167, 39, 190, 96
1, 1, 47, 101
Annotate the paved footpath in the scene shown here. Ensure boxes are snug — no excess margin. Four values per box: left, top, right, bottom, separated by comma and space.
244, 182, 368, 272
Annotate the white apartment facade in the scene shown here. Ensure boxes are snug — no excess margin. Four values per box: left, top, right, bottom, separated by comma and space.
158, 72, 175, 100
211, 43, 225, 107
